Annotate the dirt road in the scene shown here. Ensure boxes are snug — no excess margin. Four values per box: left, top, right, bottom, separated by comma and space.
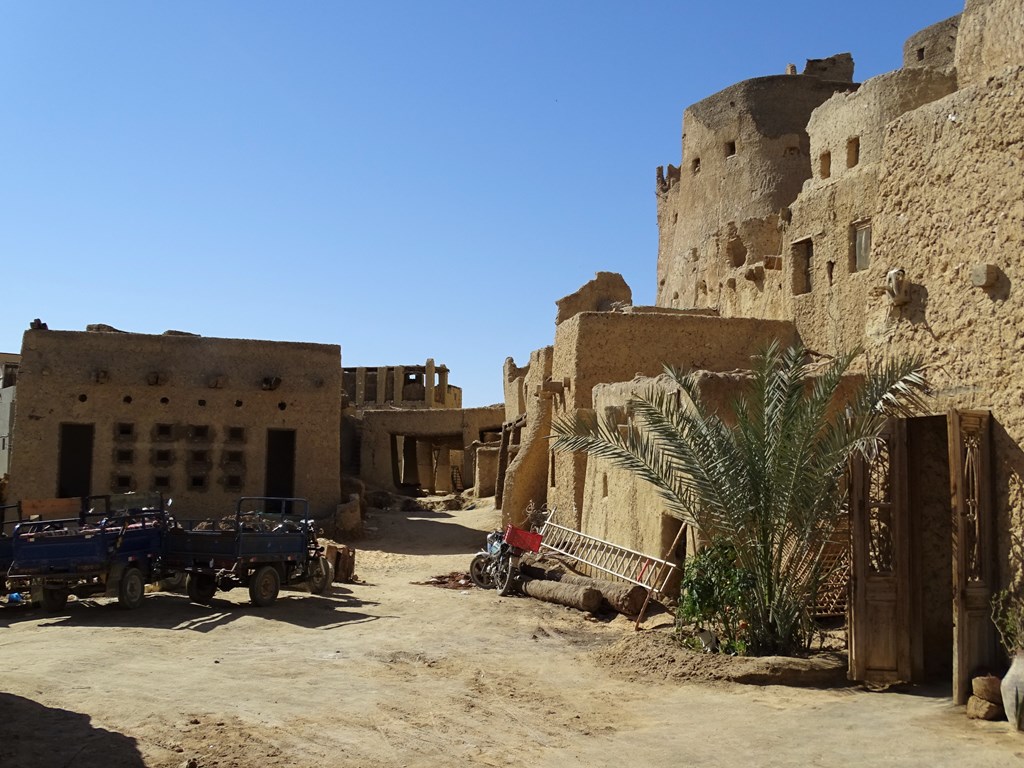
1, 499, 1021, 767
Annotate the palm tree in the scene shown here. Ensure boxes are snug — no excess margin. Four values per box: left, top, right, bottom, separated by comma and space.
550, 343, 929, 656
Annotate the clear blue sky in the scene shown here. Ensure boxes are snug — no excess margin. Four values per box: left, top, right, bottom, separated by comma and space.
0, 1, 963, 406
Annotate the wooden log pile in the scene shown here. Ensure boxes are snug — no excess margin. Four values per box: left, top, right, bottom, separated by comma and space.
519, 553, 648, 615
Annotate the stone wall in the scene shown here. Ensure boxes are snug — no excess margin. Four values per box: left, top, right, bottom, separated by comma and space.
545, 309, 798, 525
903, 14, 960, 70
955, 0, 1024, 87
500, 347, 553, 526
864, 64, 1024, 584
8, 328, 342, 518
656, 74, 857, 314
784, 66, 957, 354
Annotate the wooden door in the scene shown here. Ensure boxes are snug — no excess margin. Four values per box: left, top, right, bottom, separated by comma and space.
948, 410, 997, 704
849, 420, 911, 684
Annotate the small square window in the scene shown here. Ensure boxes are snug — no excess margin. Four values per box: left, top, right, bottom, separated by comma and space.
191, 450, 209, 463
153, 476, 171, 490
225, 450, 244, 464
725, 140, 736, 157
155, 449, 173, 463
188, 425, 210, 441
846, 137, 860, 168
116, 423, 134, 438
225, 474, 243, 491
190, 475, 208, 490
155, 423, 174, 440
227, 426, 246, 443
792, 239, 814, 295
819, 151, 831, 179
113, 474, 132, 490
116, 449, 134, 464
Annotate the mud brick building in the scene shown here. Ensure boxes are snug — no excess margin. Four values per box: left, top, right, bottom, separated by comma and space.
6, 327, 342, 519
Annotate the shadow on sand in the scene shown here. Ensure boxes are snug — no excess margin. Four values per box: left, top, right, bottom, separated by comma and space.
0, 692, 145, 768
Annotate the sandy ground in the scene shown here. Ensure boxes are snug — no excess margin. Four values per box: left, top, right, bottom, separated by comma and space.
2, 499, 1023, 768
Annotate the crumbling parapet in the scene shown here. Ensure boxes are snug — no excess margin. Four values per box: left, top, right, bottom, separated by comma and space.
554, 271, 632, 326
903, 14, 961, 70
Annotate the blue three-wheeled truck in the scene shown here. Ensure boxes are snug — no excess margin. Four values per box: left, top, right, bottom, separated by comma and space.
3, 494, 332, 611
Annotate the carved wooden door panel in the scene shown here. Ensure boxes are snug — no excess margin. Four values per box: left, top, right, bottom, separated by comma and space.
849, 420, 911, 684
948, 409, 997, 705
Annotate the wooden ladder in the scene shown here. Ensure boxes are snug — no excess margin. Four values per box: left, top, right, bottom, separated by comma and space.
537, 520, 680, 598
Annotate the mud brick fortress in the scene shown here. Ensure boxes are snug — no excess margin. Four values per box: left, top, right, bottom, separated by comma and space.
0, 0, 1020, 700
496, 0, 1022, 699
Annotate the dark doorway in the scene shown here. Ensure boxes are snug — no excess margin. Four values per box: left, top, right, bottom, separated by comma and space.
907, 416, 954, 683
265, 429, 296, 511
58, 423, 94, 498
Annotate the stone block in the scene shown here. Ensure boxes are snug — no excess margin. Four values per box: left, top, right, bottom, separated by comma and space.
973, 674, 1003, 705
966, 694, 1004, 721
970, 263, 998, 288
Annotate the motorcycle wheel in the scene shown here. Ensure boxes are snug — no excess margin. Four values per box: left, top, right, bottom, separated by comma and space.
496, 554, 514, 596
469, 553, 494, 589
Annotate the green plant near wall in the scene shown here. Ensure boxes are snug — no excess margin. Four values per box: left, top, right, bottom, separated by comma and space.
992, 589, 1024, 655
550, 342, 929, 656
677, 539, 753, 654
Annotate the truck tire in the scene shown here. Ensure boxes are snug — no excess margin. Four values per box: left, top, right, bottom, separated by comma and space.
41, 587, 69, 612
308, 557, 332, 596
249, 565, 280, 607
187, 573, 217, 605
117, 567, 145, 610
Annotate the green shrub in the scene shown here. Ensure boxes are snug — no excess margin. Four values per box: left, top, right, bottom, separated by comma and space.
677, 540, 753, 654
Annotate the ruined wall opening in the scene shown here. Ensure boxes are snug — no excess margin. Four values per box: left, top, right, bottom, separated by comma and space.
916, 46, 926, 62
791, 239, 814, 295
819, 151, 831, 179
549, 450, 556, 488
725, 140, 736, 157
726, 235, 748, 268
851, 221, 872, 272
847, 137, 860, 168
691, 157, 701, 174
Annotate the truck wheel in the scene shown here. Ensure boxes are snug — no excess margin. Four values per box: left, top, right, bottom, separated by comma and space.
117, 567, 145, 610
249, 565, 280, 607
186, 573, 217, 605
41, 587, 69, 612
308, 557, 332, 596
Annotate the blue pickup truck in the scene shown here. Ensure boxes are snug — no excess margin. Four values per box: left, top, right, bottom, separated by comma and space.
6, 494, 331, 611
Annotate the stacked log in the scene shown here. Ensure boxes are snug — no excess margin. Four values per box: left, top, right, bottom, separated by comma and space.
520, 579, 602, 613
520, 553, 648, 615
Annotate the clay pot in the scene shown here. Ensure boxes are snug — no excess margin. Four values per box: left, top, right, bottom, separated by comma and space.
1001, 651, 1024, 729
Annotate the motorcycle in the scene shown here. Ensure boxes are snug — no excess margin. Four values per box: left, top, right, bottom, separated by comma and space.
469, 525, 542, 597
